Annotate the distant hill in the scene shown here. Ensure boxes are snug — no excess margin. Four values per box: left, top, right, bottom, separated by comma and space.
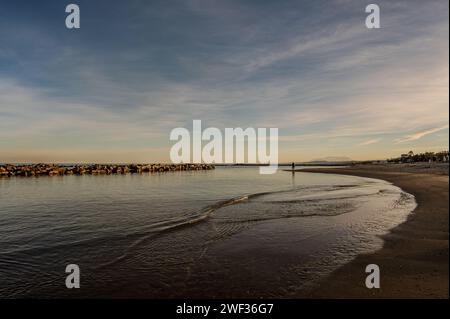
309, 156, 354, 163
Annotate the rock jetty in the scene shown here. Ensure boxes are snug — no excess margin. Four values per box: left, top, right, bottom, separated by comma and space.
0, 163, 215, 177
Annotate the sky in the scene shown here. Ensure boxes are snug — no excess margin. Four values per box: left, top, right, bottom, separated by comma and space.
0, 0, 448, 163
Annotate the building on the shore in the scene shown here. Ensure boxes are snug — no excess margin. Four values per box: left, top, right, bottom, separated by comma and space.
388, 150, 449, 164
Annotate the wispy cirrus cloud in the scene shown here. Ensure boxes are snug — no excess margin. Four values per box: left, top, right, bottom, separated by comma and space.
357, 139, 381, 146
395, 125, 449, 143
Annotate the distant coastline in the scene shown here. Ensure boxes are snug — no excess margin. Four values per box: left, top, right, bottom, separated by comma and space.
216, 162, 352, 167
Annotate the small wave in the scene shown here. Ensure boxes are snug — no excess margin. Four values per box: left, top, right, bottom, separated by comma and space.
97, 184, 380, 267
75, 184, 389, 269
95, 194, 253, 269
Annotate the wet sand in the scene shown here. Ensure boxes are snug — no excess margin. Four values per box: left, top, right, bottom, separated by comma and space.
299, 164, 449, 298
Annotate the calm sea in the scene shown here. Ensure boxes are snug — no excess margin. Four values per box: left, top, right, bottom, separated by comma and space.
0, 167, 416, 298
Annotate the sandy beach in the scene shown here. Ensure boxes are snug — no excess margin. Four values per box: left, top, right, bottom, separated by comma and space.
300, 163, 449, 298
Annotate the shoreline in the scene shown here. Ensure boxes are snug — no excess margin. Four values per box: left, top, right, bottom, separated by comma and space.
299, 164, 449, 298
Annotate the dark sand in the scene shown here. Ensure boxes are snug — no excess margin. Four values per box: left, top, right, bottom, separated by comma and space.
299, 163, 449, 298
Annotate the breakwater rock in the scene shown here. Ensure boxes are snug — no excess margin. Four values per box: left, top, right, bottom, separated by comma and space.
0, 163, 215, 177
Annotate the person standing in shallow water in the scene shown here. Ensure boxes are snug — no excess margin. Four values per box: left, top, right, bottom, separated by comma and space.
291, 162, 295, 170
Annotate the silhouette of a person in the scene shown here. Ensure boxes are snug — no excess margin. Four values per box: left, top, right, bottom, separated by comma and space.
291, 162, 295, 170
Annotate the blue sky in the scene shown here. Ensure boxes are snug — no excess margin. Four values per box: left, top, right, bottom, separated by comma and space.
0, 0, 448, 163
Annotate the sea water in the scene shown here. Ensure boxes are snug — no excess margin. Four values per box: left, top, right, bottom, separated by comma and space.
0, 167, 416, 297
